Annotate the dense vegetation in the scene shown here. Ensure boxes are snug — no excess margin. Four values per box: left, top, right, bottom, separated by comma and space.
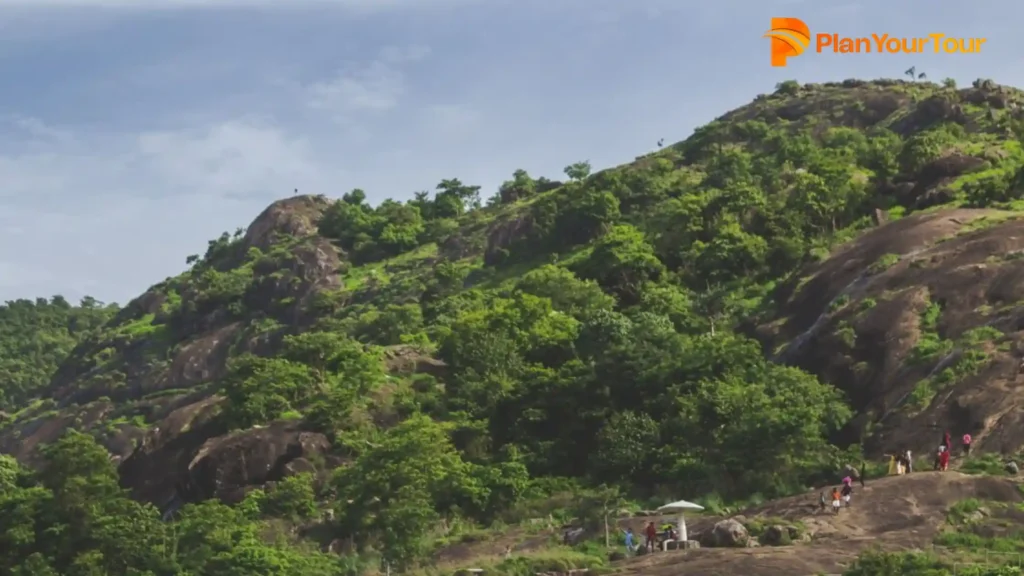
4, 77, 1024, 575
0, 297, 116, 411
0, 433, 341, 575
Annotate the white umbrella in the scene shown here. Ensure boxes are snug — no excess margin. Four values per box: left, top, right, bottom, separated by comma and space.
656, 499, 705, 543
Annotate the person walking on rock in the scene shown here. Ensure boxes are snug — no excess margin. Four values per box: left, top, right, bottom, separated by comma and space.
840, 482, 853, 507
859, 461, 867, 487
819, 491, 827, 513
831, 487, 842, 515
934, 445, 945, 470
962, 433, 972, 457
939, 446, 951, 471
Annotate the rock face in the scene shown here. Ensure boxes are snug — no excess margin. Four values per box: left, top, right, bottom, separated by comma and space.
761, 208, 1024, 457
700, 519, 749, 548
382, 345, 448, 379
118, 402, 331, 507
184, 422, 330, 503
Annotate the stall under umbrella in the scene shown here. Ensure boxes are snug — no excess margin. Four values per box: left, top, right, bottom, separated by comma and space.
656, 499, 704, 543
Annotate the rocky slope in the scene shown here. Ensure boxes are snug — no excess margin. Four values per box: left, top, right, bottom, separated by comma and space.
761, 208, 1024, 458
612, 470, 1024, 576
4, 77, 1024, 567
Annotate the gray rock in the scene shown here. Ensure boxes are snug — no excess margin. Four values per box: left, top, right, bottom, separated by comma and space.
699, 519, 749, 548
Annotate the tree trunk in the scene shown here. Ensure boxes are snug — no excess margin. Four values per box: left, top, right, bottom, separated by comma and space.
604, 510, 610, 548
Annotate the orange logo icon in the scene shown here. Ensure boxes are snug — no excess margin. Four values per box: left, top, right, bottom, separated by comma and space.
764, 18, 811, 67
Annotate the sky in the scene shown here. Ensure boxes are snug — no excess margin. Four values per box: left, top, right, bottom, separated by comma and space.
0, 0, 1018, 304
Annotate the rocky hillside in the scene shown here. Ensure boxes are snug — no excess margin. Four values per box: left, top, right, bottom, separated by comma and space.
4, 76, 1024, 575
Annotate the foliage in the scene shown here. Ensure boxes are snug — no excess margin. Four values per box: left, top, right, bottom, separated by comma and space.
0, 297, 116, 410
6, 78, 1024, 574
0, 431, 339, 575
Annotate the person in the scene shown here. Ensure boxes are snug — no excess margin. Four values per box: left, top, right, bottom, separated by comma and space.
831, 487, 842, 514
661, 523, 674, 549
905, 450, 913, 474
897, 451, 910, 474
859, 461, 867, 487
819, 491, 827, 513
963, 433, 972, 457
943, 430, 951, 450
842, 476, 852, 488
841, 482, 853, 507
939, 447, 950, 471
623, 528, 635, 556
644, 521, 658, 552
888, 454, 898, 475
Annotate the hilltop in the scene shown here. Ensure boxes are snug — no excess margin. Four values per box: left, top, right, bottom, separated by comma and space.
3, 77, 1024, 575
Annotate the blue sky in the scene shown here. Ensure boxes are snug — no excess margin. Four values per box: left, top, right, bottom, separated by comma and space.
0, 0, 1017, 304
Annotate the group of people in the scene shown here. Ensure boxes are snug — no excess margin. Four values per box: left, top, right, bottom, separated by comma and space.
819, 430, 974, 516
934, 430, 971, 471
621, 521, 677, 555
820, 475, 856, 514
887, 430, 971, 475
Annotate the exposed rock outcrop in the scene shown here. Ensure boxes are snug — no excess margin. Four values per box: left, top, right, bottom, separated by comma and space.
699, 519, 749, 548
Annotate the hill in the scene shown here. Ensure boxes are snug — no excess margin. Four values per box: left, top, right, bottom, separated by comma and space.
4, 76, 1024, 575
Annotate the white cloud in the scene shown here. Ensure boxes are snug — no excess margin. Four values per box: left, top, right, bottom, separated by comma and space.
305, 45, 431, 123
134, 119, 328, 198
0, 117, 331, 203
0, 114, 347, 301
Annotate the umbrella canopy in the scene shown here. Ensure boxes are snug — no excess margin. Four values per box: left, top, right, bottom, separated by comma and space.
656, 500, 704, 543
657, 500, 705, 513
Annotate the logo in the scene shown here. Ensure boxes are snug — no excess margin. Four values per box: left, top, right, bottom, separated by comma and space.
764, 17, 810, 67
764, 18, 987, 66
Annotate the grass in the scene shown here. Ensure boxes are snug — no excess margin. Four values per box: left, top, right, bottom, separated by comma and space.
960, 453, 1011, 476
904, 300, 1003, 412
868, 253, 901, 274
743, 516, 806, 546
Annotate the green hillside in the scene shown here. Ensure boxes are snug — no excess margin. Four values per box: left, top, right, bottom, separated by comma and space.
3, 77, 1024, 576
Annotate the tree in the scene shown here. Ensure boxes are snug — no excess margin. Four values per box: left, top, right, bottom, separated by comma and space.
564, 161, 591, 181
343, 188, 366, 205
497, 169, 536, 204
576, 225, 666, 306
333, 415, 484, 568
591, 411, 659, 482
515, 265, 615, 317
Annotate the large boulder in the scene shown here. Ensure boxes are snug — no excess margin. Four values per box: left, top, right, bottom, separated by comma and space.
119, 408, 330, 508
761, 525, 793, 546
185, 422, 331, 503
700, 519, 749, 548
